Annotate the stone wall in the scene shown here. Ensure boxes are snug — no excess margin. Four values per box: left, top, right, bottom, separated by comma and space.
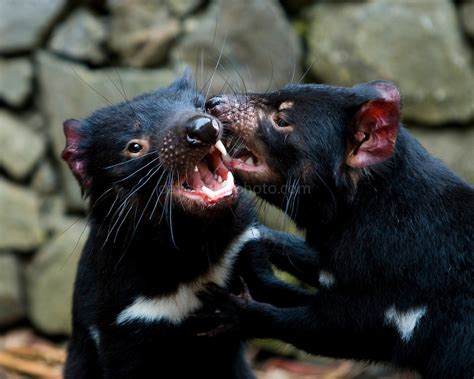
0, 0, 473, 336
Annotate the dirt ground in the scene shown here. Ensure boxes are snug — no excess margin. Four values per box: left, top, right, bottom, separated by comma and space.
0, 329, 418, 379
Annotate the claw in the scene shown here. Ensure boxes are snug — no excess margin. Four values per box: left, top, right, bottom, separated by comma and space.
238, 276, 252, 301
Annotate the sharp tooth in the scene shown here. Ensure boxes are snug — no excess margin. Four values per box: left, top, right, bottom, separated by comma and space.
201, 186, 216, 198
214, 140, 228, 157
217, 175, 223, 183
194, 166, 198, 172
245, 156, 255, 166
226, 172, 234, 187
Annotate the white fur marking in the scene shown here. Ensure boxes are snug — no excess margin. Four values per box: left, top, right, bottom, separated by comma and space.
385, 305, 427, 342
319, 270, 335, 288
116, 226, 261, 325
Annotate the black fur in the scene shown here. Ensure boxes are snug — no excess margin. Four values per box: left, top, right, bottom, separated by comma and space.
206, 82, 474, 378
62, 73, 316, 379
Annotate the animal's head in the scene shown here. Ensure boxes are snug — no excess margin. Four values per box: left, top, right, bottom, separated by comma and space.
62, 70, 237, 221
206, 81, 401, 206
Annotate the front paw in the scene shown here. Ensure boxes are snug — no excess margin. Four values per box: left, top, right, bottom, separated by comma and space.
190, 282, 270, 338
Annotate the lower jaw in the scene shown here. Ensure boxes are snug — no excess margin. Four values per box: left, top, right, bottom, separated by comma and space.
225, 164, 276, 187
172, 189, 239, 213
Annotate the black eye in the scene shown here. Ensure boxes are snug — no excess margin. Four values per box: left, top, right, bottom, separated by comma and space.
127, 142, 142, 153
275, 115, 290, 128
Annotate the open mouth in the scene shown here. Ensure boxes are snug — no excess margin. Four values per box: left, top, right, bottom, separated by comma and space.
174, 141, 237, 206
223, 144, 268, 175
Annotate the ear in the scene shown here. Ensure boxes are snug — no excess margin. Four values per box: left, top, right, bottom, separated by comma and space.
62, 119, 91, 189
170, 67, 194, 89
346, 81, 401, 168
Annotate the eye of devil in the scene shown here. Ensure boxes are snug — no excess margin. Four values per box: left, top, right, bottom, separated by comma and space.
127, 142, 143, 153
275, 116, 290, 128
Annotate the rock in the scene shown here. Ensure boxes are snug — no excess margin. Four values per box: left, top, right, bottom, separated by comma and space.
166, 0, 203, 16
307, 0, 474, 125
411, 126, 474, 183
0, 179, 44, 251
39, 196, 70, 235
0, 0, 66, 52
0, 254, 25, 326
0, 58, 33, 106
37, 51, 178, 211
32, 160, 59, 195
0, 111, 46, 180
108, 0, 180, 67
22, 112, 45, 133
171, 0, 302, 94
49, 9, 108, 65
26, 219, 88, 335
460, 1, 474, 38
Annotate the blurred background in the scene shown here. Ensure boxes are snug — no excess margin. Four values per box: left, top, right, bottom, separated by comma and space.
0, 0, 473, 378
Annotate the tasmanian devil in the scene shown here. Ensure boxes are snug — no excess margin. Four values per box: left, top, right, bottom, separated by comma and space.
205, 81, 474, 377
61, 70, 318, 379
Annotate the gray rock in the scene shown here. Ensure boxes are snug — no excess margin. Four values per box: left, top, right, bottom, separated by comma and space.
0, 253, 25, 326
32, 160, 59, 195
0, 179, 44, 251
108, 0, 180, 67
39, 196, 69, 235
411, 126, 474, 183
460, 1, 474, 38
171, 0, 302, 94
0, 111, 46, 180
26, 219, 88, 335
22, 112, 45, 133
166, 0, 203, 16
307, 0, 474, 125
49, 9, 108, 65
0, 58, 33, 106
37, 51, 178, 210
0, 0, 66, 52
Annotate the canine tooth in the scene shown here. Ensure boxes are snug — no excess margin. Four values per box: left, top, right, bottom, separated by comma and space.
217, 175, 223, 183
245, 156, 255, 165
194, 166, 198, 172
201, 186, 216, 198
226, 172, 234, 186
214, 140, 228, 157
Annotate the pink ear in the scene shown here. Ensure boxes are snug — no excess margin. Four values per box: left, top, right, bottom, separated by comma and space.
62, 119, 90, 189
347, 81, 401, 168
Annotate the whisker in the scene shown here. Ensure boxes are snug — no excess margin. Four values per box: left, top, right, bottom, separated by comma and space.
103, 150, 158, 169
205, 31, 229, 102
113, 156, 161, 184
72, 68, 113, 106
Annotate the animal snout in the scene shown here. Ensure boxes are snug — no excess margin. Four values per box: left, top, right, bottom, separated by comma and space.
206, 96, 224, 109
205, 96, 228, 117
185, 116, 220, 146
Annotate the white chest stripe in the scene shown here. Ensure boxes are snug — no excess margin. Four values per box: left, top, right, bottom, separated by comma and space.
385, 305, 427, 342
116, 226, 261, 325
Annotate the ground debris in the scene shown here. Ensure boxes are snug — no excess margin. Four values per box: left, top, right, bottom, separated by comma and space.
0, 329, 64, 379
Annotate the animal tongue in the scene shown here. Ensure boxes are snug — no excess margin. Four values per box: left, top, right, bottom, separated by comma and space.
186, 150, 230, 191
